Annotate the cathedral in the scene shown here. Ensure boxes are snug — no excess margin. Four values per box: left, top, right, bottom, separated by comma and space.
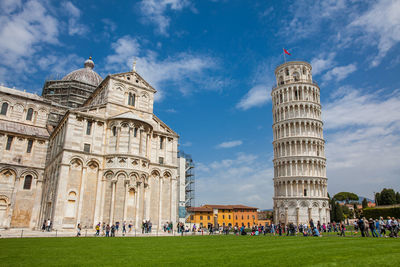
0, 58, 183, 230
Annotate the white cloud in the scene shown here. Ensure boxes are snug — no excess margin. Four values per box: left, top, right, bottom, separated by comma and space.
283, 0, 350, 40
216, 140, 243, 149
323, 87, 400, 198
236, 84, 270, 110
0, 0, 22, 13
105, 35, 220, 101
0, 0, 60, 84
348, 0, 400, 67
196, 153, 274, 208
62, 1, 88, 36
0, 0, 58, 58
139, 0, 191, 35
181, 141, 192, 147
322, 63, 357, 82
310, 53, 336, 75
323, 87, 400, 129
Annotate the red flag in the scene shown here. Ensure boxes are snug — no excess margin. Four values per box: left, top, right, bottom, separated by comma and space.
283, 48, 291, 56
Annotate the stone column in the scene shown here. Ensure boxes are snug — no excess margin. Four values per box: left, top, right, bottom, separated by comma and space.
285, 208, 288, 225
8, 176, 21, 228
76, 167, 87, 225
30, 177, 43, 229
158, 177, 163, 229
110, 180, 116, 224
285, 181, 288, 197
116, 127, 121, 153
99, 177, 107, 224
139, 129, 143, 156
93, 169, 103, 226
123, 181, 129, 222
144, 183, 150, 221
128, 127, 132, 152
296, 207, 300, 225
135, 183, 140, 228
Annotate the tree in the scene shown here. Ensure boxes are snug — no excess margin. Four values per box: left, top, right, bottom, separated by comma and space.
334, 203, 344, 222
342, 205, 351, 218
396, 192, 400, 204
375, 192, 381, 206
362, 198, 368, 209
333, 192, 359, 204
330, 198, 336, 222
379, 188, 396, 205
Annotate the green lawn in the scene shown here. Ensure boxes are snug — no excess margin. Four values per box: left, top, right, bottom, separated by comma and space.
0, 235, 399, 266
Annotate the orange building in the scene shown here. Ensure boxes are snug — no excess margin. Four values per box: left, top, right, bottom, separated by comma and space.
187, 204, 258, 228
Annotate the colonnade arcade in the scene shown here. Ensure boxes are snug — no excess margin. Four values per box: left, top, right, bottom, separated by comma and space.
274, 199, 329, 225
98, 168, 174, 229
272, 85, 320, 106
273, 120, 323, 139
273, 102, 321, 123
108, 119, 152, 157
274, 138, 325, 158
274, 179, 327, 198
274, 158, 326, 178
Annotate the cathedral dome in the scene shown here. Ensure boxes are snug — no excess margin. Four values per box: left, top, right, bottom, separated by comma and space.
62, 57, 102, 86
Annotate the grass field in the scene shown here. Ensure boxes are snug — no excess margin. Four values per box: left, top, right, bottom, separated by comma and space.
0, 235, 399, 266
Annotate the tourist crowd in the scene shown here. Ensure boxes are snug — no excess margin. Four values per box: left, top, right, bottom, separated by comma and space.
73, 217, 400, 238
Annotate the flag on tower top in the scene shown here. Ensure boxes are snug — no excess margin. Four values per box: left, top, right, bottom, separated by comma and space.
283, 48, 291, 55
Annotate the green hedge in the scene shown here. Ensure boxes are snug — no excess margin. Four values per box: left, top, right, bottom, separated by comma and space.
363, 207, 400, 219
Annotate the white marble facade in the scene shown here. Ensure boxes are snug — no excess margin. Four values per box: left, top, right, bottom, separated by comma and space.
271, 61, 330, 225
0, 61, 180, 230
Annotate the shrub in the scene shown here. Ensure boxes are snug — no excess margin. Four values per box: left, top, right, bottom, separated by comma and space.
362, 207, 400, 219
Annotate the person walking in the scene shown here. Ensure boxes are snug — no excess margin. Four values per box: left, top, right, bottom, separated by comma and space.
339, 222, 346, 237
95, 223, 100, 236
105, 224, 110, 237
111, 224, 116, 237
358, 217, 365, 237
369, 218, 378, 237
122, 221, 127, 236
46, 219, 51, 232
77, 224, 82, 237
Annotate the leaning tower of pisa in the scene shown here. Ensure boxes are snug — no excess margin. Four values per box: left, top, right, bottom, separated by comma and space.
271, 61, 329, 225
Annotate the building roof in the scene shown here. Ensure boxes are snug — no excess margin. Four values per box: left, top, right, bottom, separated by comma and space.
200, 204, 258, 210
0, 86, 45, 102
0, 120, 49, 138
187, 207, 212, 212
62, 57, 102, 87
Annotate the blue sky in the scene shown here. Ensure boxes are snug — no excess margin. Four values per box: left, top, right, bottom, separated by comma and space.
1, 0, 400, 209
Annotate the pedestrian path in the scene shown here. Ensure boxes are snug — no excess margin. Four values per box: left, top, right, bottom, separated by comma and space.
0, 229, 201, 238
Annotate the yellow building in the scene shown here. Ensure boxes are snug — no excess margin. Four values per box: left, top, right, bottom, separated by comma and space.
187, 204, 258, 228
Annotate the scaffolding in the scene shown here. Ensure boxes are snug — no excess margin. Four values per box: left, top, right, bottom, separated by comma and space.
178, 151, 195, 209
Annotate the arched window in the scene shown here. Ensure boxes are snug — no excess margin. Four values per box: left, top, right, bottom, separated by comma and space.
128, 92, 135, 106
26, 108, 33, 121
112, 126, 117, 136
1, 102, 8, 115
285, 68, 289, 75
23, 175, 32, 190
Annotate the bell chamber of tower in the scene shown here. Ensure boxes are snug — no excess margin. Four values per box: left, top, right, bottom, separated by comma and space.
271, 61, 330, 226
